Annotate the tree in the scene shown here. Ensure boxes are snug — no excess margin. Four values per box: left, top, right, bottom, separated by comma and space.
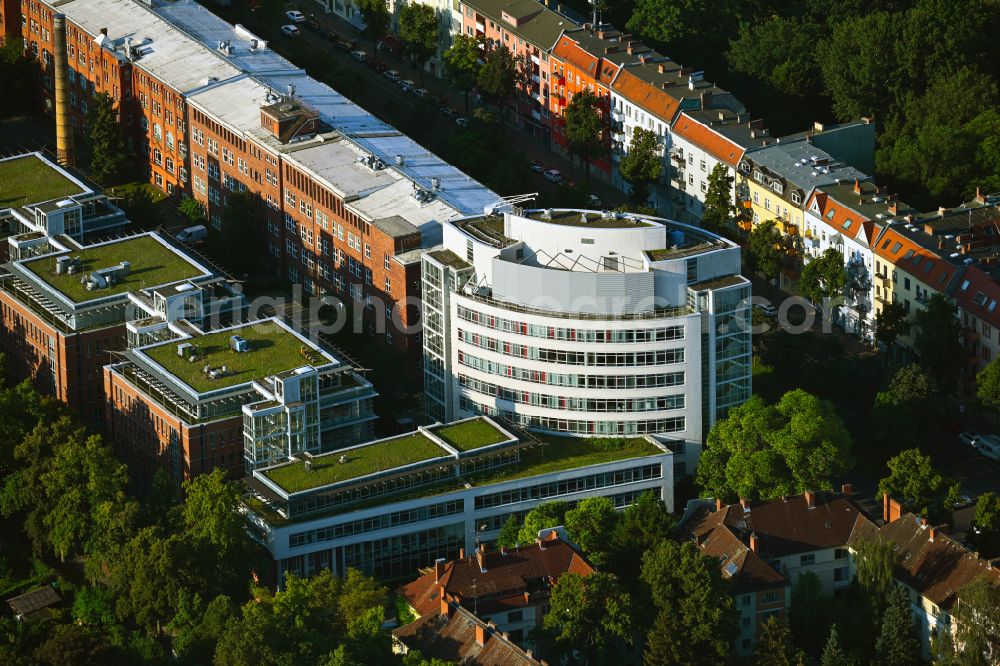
168, 593, 234, 664
800, 248, 846, 311
953, 576, 1000, 664
914, 292, 964, 393
495, 515, 522, 549
874, 301, 910, 362
626, 0, 735, 66
970, 491, 1000, 558
756, 616, 796, 666
399, 4, 438, 85
118, 185, 164, 229
820, 624, 850, 666
700, 163, 736, 231
178, 196, 206, 224
356, 0, 390, 48
84, 93, 131, 184
639, 540, 737, 662
748, 220, 782, 281
853, 538, 898, 611
618, 127, 662, 205
697, 389, 853, 502
563, 90, 607, 184
727, 16, 822, 98
564, 496, 617, 565
609, 492, 674, 580
978, 357, 1000, 413
877, 448, 945, 516
33, 624, 119, 666
476, 46, 517, 128
873, 364, 936, 451
789, 571, 832, 657
107, 527, 187, 634
0, 38, 38, 118
517, 501, 567, 545
442, 35, 482, 116
875, 585, 921, 666
542, 572, 633, 664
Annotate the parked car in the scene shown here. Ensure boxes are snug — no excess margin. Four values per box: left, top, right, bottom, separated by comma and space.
978, 435, 1000, 461
587, 194, 603, 208
754, 302, 778, 317
958, 431, 982, 448
383, 70, 401, 82
399, 79, 415, 93
285, 9, 306, 22
953, 494, 974, 509
368, 60, 387, 73
412, 87, 431, 100
543, 169, 564, 183
350, 50, 368, 62
334, 38, 355, 52
176, 225, 207, 244
280, 24, 300, 37
528, 159, 548, 173
439, 106, 459, 119
454, 116, 468, 127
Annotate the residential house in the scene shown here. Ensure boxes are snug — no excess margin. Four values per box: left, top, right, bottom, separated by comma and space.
738, 137, 869, 291
399, 533, 595, 651
392, 602, 543, 664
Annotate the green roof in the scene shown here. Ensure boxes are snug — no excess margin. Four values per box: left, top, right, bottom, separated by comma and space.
0, 155, 86, 209
22, 235, 204, 303
429, 418, 509, 452
143, 322, 329, 393
263, 432, 446, 493
529, 210, 652, 228
467, 434, 663, 483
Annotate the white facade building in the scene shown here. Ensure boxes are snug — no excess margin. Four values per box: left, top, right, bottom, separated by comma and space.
422, 208, 751, 476
244, 416, 674, 582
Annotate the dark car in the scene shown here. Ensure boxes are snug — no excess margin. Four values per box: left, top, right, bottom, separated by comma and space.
368, 59, 387, 73
334, 38, 354, 52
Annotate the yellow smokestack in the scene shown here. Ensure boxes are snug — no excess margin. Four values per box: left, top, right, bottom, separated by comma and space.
53, 13, 75, 167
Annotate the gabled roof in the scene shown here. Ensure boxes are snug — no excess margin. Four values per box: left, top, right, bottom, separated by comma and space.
721, 490, 875, 557
393, 605, 541, 665
672, 111, 747, 168
952, 264, 1000, 329
687, 506, 787, 593
399, 536, 595, 617
553, 37, 601, 81
872, 226, 957, 289
7, 587, 61, 620
463, 0, 578, 50
611, 68, 682, 125
848, 512, 1000, 611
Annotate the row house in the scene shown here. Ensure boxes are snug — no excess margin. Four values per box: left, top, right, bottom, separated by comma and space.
739, 135, 869, 292
13, 0, 499, 364
387, 0, 460, 78
683, 486, 871, 656
458, 0, 573, 142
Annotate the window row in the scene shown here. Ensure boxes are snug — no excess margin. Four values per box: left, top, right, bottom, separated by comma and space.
456, 305, 683, 343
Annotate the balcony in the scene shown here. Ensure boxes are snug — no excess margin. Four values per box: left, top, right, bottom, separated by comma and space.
670, 151, 685, 163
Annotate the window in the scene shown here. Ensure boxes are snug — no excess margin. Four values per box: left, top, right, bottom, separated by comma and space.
384, 253, 391, 270
507, 610, 523, 623
800, 554, 815, 566
834, 548, 847, 560
834, 567, 849, 583
742, 594, 751, 606
364, 242, 371, 259
761, 591, 779, 603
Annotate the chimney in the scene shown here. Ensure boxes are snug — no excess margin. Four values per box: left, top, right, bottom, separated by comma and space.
53, 14, 75, 167
883, 493, 903, 524
841, 483, 852, 498
474, 623, 487, 647
853, 179, 862, 194
813, 121, 825, 133
700, 91, 712, 110
476, 549, 487, 573
439, 591, 452, 617
715, 497, 723, 512
939, 206, 949, 217
459, 547, 465, 560
888, 201, 898, 216
657, 63, 665, 74
100, 27, 108, 36
739, 498, 750, 513
929, 526, 937, 542
804, 490, 816, 509
749, 533, 759, 552
434, 557, 446, 583
976, 187, 987, 205
938, 236, 945, 250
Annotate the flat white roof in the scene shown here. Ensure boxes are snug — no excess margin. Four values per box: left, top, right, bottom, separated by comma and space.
56, 0, 242, 95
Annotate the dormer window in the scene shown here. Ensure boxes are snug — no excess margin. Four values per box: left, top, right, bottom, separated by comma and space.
739, 162, 750, 174
772, 182, 783, 195
753, 169, 763, 182
791, 192, 801, 205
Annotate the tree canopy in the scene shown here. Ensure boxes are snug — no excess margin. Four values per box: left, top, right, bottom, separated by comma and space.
399, 3, 438, 83
876, 448, 945, 516
618, 127, 662, 205
977, 357, 1000, 413
700, 164, 736, 232
563, 90, 608, 183
442, 35, 482, 115
84, 93, 131, 184
748, 219, 783, 280
697, 389, 853, 502
914, 289, 964, 394
541, 572, 634, 664
799, 248, 846, 310
356, 0, 390, 46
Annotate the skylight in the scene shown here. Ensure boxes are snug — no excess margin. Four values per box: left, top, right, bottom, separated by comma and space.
903, 249, 914, 260
924, 261, 934, 273
842, 218, 852, 230
891, 242, 902, 254
960, 279, 970, 291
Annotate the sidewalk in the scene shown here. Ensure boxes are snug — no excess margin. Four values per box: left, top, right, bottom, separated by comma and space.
307, 11, 625, 207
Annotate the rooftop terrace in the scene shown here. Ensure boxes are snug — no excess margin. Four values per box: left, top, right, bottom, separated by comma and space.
0, 155, 86, 209
528, 210, 653, 228
142, 322, 330, 393
20, 235, 204, 304
263, 432, 446, 493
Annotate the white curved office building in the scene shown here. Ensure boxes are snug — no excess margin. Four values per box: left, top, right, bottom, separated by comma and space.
422, 208, 751, 475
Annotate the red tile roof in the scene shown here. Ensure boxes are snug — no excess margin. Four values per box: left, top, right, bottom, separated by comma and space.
687, 506, 787, 593
393, 605, 542, 665
849, 512, 1000, 611
611, 69, 681, 125
553, 37, 600, 81
808, 189, 873, 243
671, 111, 744, 168
951, 264, 1000, 329
399, 537, 595, 618
872, 227, 956, 289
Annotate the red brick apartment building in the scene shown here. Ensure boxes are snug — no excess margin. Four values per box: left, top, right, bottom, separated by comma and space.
5, 0, 499, 364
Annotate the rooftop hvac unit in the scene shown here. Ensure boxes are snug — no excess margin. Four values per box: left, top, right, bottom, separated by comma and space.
230, 335, 251, 353
55, 256, 70, 274
177, 342, 193, 357
395, 154, 404, 166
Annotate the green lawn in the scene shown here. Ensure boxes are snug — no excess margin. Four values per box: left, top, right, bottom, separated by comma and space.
263, 432, 447, 493
22, 235, 203, 303
468, 434, 663, 484
144, 322, 327, 393
430, 418, 509, 452
0, 154, 85, 209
